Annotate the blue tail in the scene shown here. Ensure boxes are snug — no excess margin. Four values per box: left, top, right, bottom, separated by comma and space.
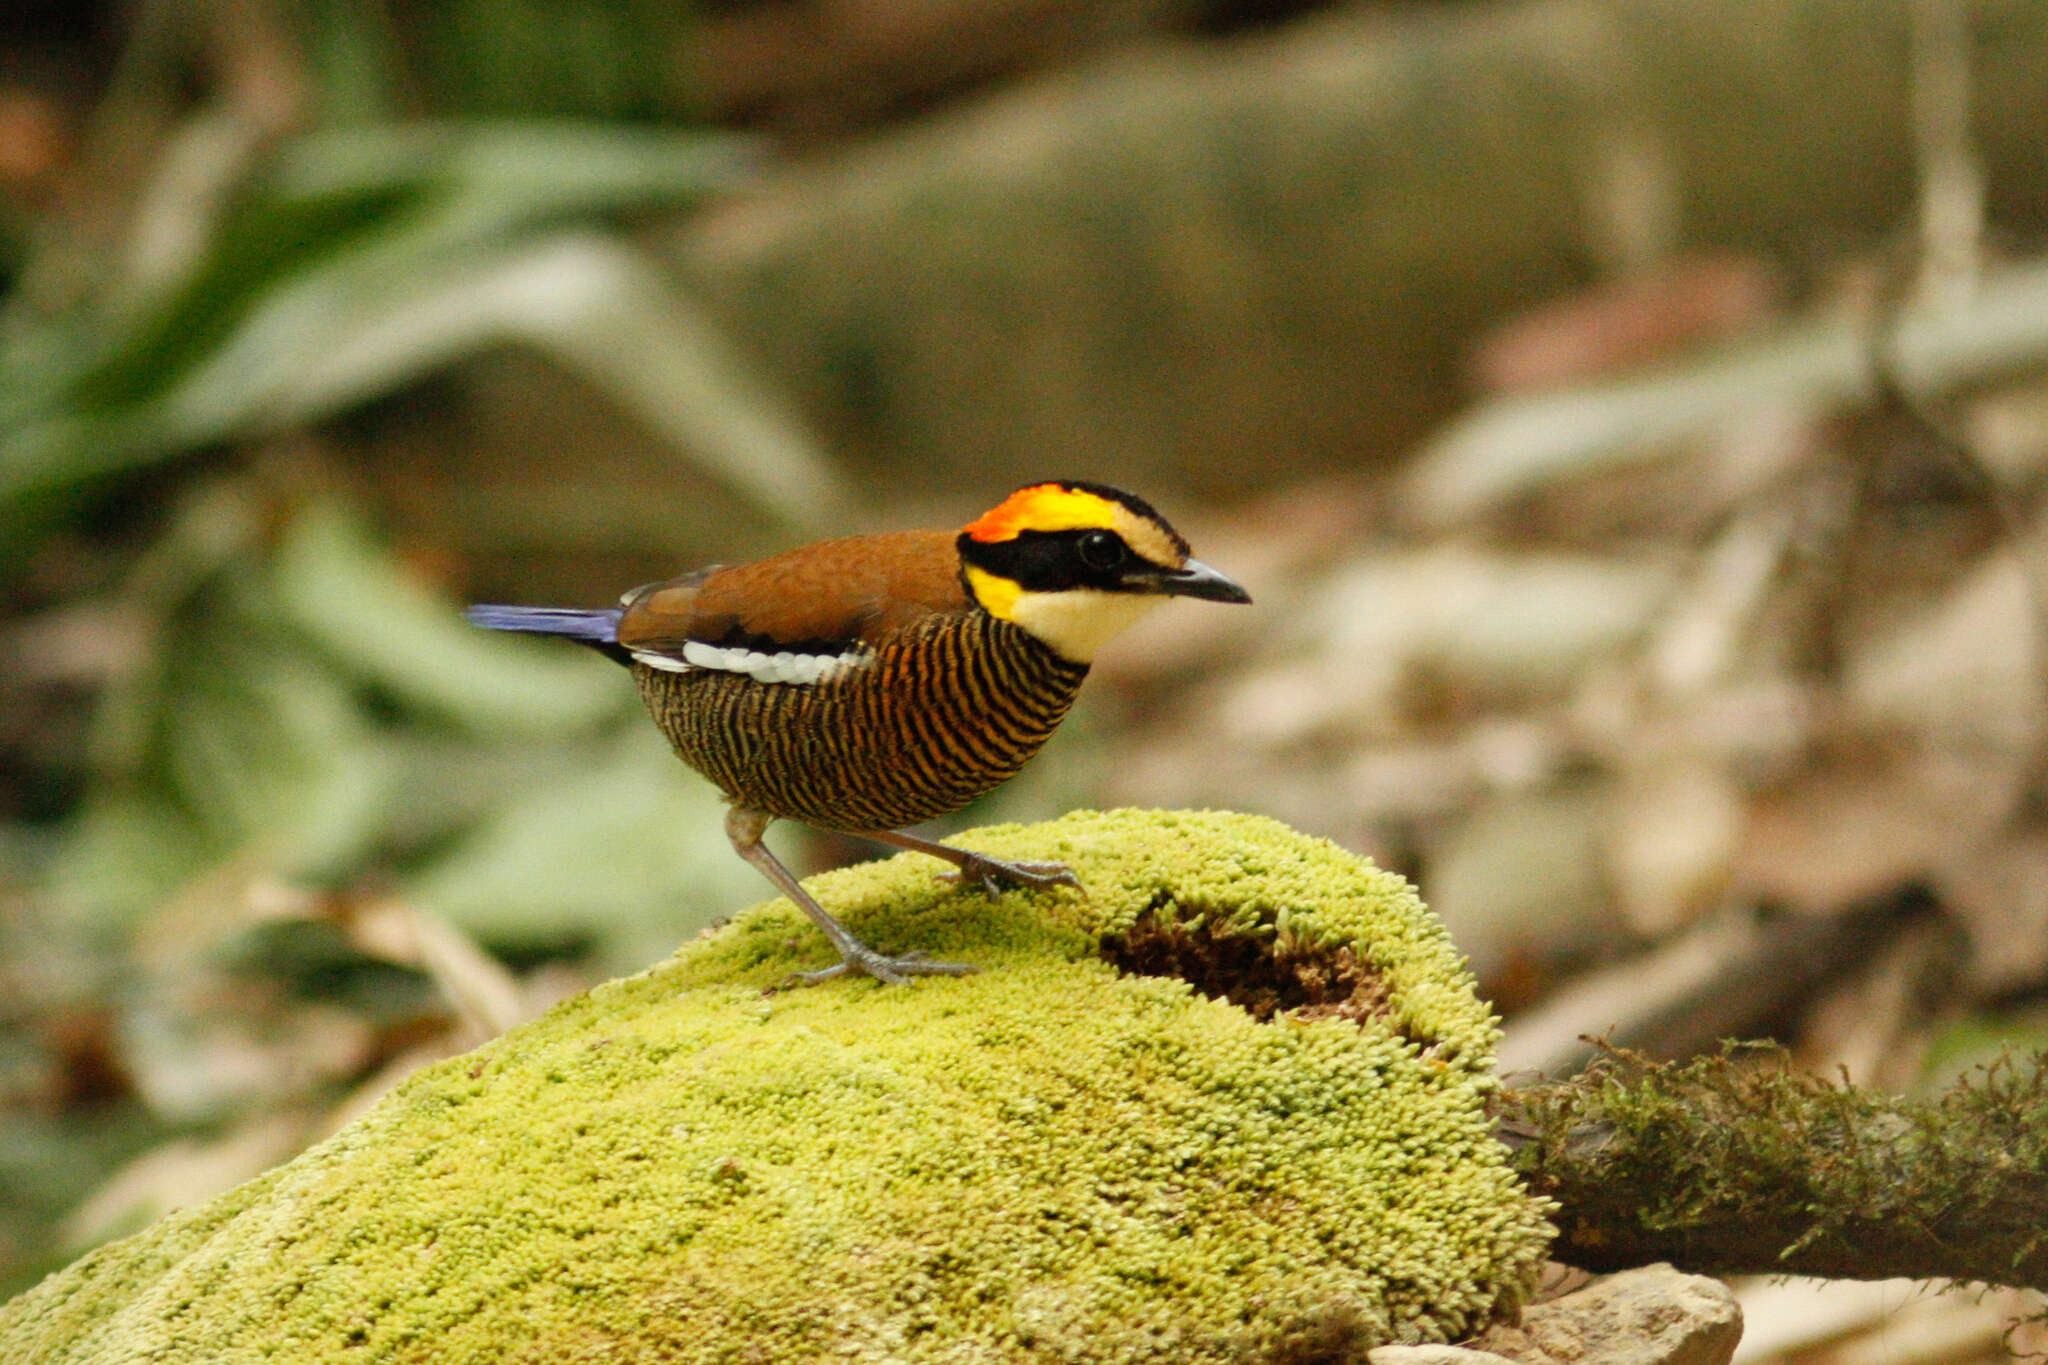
465, 604, 630, 665
465, 604, 622, 641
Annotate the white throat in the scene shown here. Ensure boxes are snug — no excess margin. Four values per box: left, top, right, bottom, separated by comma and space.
1006, 589, 1165, 663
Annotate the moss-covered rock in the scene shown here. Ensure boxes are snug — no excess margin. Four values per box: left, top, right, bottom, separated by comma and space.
1, 809, 1553, 1363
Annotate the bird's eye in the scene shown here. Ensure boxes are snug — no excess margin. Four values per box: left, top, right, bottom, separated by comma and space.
1077, 530, 1126, 571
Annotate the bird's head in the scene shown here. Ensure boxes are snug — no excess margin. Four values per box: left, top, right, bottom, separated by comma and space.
956, 480, 1250, 662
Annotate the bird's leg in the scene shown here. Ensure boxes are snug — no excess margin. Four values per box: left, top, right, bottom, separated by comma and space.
859, 827, 1083, 898
724, 807, 976, 985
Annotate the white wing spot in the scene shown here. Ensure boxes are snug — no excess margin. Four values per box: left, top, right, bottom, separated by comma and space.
638, 641, 871, 684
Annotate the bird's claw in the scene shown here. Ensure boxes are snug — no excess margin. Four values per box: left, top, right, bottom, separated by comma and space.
937, 855, 1083, 898
792, 947, 977, 987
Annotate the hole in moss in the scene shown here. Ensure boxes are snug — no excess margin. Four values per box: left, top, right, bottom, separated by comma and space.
1099, 905, 1401, 1031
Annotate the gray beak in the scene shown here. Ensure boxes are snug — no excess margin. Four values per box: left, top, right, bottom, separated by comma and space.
1146, 558, 1251, 604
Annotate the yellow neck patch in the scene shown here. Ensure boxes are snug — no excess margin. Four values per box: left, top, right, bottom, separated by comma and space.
963, 566, 1023, 622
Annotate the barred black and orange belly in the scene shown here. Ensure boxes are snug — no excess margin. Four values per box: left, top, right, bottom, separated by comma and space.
633, 611, 1089, 832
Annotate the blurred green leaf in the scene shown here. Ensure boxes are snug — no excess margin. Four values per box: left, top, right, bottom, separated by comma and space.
42, 790, 212, 936
413, 0, 696, 120
156, 621, 391, 879
301, 0, 407, 124
42, 487, 752, 973
271, 121, 744, 226
67, 182, 425, 414
403, 726, 756, 971
269, 500, 622, 735
0, 120, 852, 554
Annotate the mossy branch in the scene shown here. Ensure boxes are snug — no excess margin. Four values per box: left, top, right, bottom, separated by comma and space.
1497, 1045, 2048, 1290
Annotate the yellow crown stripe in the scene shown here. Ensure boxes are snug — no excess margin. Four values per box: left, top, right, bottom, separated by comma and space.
962, 486, 1121, 543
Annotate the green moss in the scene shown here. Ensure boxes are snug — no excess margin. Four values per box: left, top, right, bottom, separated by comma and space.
2, 809, 1553, 1363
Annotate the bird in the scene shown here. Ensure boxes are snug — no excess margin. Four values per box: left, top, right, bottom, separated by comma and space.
466, 479, 1250, 984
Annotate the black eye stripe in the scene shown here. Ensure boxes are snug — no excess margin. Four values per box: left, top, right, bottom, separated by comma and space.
960, 528, 1142, 593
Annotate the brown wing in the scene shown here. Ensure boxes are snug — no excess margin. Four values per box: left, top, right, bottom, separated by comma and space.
614, 529, 968, 661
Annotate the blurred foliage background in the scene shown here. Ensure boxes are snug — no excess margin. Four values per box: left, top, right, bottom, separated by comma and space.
6, 0, 2048, 1354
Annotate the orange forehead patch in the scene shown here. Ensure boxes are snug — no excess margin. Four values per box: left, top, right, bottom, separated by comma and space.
962, 484, 1123, 543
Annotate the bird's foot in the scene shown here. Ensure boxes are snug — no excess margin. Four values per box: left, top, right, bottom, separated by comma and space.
937, 853, 1083, 899
793, 946, 978, 987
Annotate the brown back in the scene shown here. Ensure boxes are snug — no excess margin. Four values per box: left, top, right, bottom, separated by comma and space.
615, 529, 968, 658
